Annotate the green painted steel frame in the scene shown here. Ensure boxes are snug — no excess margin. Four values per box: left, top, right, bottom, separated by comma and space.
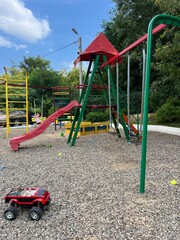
140, 14, 180, 193
67, 54, 131, 146
68, 55, 100, 146
101, 56, 130, 140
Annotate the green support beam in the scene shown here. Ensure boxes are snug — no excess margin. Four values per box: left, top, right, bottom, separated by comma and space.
67, 59, 93, 144
140, 14, 180, 193
68, 53, 132, 146
68, 55, 100, 146
97, 67, 121, 138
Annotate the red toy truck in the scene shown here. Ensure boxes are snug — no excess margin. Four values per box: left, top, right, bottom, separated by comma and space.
4, 187, 51, 221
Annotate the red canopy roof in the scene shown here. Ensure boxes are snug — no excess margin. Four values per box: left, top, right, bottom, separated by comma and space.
74, 32, 120, 66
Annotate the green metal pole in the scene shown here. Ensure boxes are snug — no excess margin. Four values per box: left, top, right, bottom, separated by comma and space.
67, 60, 93, 144
102, 56, 130, 140
139, 20, 153, 193
140, 14, 180, 193
71, 55, 100, 146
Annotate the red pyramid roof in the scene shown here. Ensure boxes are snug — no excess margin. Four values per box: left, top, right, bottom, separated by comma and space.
74, 32, 120, 66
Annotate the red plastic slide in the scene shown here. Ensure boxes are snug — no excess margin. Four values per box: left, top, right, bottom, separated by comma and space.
10, 100, 81, 151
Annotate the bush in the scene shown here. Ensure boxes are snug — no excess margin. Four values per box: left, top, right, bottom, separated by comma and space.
155, 98, 180, 123
48, 106, 54, 116
85, 111, 109, 122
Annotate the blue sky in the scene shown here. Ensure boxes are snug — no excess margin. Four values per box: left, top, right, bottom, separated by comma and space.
0, 0, 115, 73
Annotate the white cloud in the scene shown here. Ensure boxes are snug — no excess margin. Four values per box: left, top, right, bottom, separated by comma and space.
25, 49, 30, 54
0, 35, 13, 48
0, 35, 27, 50
0, 0, 51, 43
15, 44, 27, 50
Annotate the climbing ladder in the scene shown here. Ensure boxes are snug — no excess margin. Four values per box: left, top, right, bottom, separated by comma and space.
67, 55, 130, 146
0, 76, 6, 116
3, 67, 29, 138
52, 86, 72, 129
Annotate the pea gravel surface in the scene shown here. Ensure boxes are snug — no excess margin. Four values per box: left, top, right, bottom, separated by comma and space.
0, 125, 179, 240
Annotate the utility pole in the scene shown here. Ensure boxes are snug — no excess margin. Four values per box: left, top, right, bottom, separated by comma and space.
72, 28, 83, 96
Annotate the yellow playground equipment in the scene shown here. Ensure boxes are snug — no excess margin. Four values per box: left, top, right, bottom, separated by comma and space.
0, 67, 29, 138
65, 121, 109, 137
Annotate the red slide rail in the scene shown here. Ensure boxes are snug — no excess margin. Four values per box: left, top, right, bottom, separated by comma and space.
10, 101, 81, 151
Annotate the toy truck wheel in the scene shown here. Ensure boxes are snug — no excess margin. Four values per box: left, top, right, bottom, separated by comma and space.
28, 206, 43, 221
4, 206, 17, 221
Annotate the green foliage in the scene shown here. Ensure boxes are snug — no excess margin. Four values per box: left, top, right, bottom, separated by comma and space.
62, 68, 81, 100
102, 0, 161, 109
102, 0, 160, 51
155, 98, 180, 123
101, 0, 180, 126
85, 111, 109, 122
19, 56, 50, 73
35, 108, 41, 114
149, 77, 177, 112
48, 106, 55, 116
19, 56, 63, 116
154, 0, 180, 16
29, 68, 61, 88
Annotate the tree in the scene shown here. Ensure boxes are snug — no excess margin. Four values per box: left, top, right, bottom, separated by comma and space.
153, 0, 180, 16
19, 56, 50, 73
60, 67, 86, 101
150, 0, 180, 111
102, 0, 160, 51
102, 0, 180, 123
102, 0, 161, 114
19, 56, 63, 116
28, 69, 63, 116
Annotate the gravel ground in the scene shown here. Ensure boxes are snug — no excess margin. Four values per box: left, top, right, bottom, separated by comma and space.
0, 125, 179, 240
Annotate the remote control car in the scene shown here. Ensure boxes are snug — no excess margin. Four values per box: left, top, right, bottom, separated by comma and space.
4, 187, 51, 221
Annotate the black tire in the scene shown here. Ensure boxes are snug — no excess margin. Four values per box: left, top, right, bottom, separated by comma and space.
4, 206, 17, 221
28, 206, 43, 221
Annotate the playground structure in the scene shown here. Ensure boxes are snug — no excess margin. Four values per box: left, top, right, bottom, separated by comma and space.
67, 25, 168, 147
0, 67, 29, 138
6, 14, 180, 194
67, 14, 180, 193
67, 33, 141, 147
100, 14, 180, 193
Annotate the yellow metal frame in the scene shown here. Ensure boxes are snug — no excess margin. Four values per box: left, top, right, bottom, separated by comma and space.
0, 77, 6, 132
4, 67, 10, 138
25, 72, 28, 133
65, 121, 109, 136
3, 67, 29, 138
53, 91, 70, 96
